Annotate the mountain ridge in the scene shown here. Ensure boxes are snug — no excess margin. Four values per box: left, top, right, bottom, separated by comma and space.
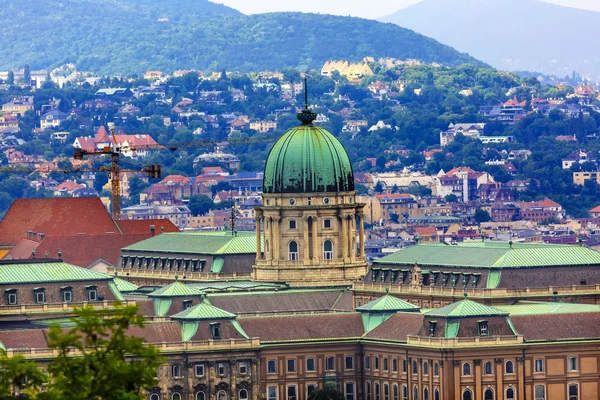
380, 0, 600, 79
0, 0, 483, 74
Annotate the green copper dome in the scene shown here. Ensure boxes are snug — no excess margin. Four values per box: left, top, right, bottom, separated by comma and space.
263, 114, 355, 194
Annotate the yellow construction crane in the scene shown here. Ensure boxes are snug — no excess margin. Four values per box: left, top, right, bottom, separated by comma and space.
72, 128, 279, 220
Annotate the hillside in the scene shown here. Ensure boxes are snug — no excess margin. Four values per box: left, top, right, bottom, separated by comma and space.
381, 0, 600, 80
0, 0, 482, 74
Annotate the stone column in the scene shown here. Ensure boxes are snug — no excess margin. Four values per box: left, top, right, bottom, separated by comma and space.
341, 214, 348, 262
312, 216, 319, 265
495, 358, 503, 400
358, 213, 365, 258
453, 361, 461, 400
255, 213, 262, 261
268, 217, 274, 262
272, 216, 280, 263
349, 214, 356, 263
303, 217, 310, 265
474, 360, 481, 400
516, 357, 525, 399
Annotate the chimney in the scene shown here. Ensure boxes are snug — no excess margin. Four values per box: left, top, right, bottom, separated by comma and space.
150, 224, 156, 237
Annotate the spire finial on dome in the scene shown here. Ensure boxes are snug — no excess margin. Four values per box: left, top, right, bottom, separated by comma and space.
297, 73, 317, 125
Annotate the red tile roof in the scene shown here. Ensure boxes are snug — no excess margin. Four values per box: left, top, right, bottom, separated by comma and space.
415, 227, 437, 236
117, 219, 179, 235
376, 193, 412, 200
590, 205, 600, 213
31, 233, 150, 267
365, 313, 423, 340
511, 313, 600, 341
0, 198, 119, 245
238, 313, 364, 341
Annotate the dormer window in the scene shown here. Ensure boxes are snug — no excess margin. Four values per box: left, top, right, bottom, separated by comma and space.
210, 322, 222, 339
183, 300, 193, 309
478, 320, 489, 336
5, 289, 17, 305
428, 321, 437, 336
33, 288, 46, 304
85, 286, 98, 301
61, 286, 73, 303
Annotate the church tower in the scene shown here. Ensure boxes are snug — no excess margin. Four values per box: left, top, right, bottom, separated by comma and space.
253, 86, 368, 286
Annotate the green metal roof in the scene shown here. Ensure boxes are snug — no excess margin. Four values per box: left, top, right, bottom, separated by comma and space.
376, 243, 600, 269
263, 122, 355, 194
211, 257, 224, 273
148, 281, 204, 298
171, 299, 236, 320
497, 302, 600, 315
112, 277, 138, 293
0, 262, 110, 284
123, 231, 261, 255
356, 294, 420, 312
426, 299, 508, 318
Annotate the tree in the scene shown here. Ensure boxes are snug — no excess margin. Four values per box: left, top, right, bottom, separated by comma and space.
374, 181, 385, 194
23, 64, 30, 84
6, 71, 14, 85
46, 303, 163, 400
0, 303, 162, 400
189, 194, 213, 216
444, 194, 458, 203
474, 208, 492, 223
308, 386, 345, 400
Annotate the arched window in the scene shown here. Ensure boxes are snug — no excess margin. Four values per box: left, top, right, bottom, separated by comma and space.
402, 385, 408, 400
484, 389, 494, 400
434, 389, 440, 400
423, 361, 429, 376
534, 385, 545, 400
484, 361, 493, 375
424, 387, 429, 400
568, 384, 578, 400
323, 240, 333, 261
412, 360, 418, 374
413, 387, 418, 400
505, 361, 514, 374
288, 241, 298, 261
384, 384, 389, 400
463, 362, 472, 376
506, 387, 515, 400
463, 389, 473, 400
196, 392, 206, 400
393, 384, 398, 400
239, 389, 249, 400
375, 383, 380, 400
265, 240, 269, 254
172, 394, 182, 400
218, 391, 227, 400
150, 395, 160, 400
433, 362, 439, 377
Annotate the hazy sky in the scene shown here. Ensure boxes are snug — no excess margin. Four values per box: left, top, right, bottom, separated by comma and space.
216, 0, 600, 19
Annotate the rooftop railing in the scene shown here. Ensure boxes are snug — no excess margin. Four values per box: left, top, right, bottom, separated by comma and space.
406, 335, 524, 347
108, 267, 252, 280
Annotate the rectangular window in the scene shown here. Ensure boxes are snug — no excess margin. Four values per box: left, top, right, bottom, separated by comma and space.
345, 356, 354, 370
87, 288, 98, 301
365, 356, 371, 370
374, 356, 379, 370
195, 364, 205, 377
35, 291, 45, 304
62, 290, 72, 303
217, 363, 226, 376
534, 359, 544, 373
324, 219, 331, 229
383, 358, 389, 371
268, 360, 277, 374
568, 357, 577, 371
568, 384, 578, 400
365, 382, 371, 400
392, 359, 398, 373
345, 383, 355, 400
287, 386, 297, 400
402, 359, 407, 373
268, 387, 278, 400
306, 358, 316, 372
172, 364, 181, 378
287, 359, 296, 373
239, 362, 248, 375
326, 357, 335, 371
307, 385, 317, 399
289, 220, 296, 229
7, 292, 17, 305
478, 321, 488, 336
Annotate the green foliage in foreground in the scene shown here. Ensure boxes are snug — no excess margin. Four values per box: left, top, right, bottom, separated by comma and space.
0, 303, 163, 400
308, 386, 346, 400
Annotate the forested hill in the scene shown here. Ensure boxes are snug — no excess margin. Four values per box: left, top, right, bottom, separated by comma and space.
0, 0, 483, 74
